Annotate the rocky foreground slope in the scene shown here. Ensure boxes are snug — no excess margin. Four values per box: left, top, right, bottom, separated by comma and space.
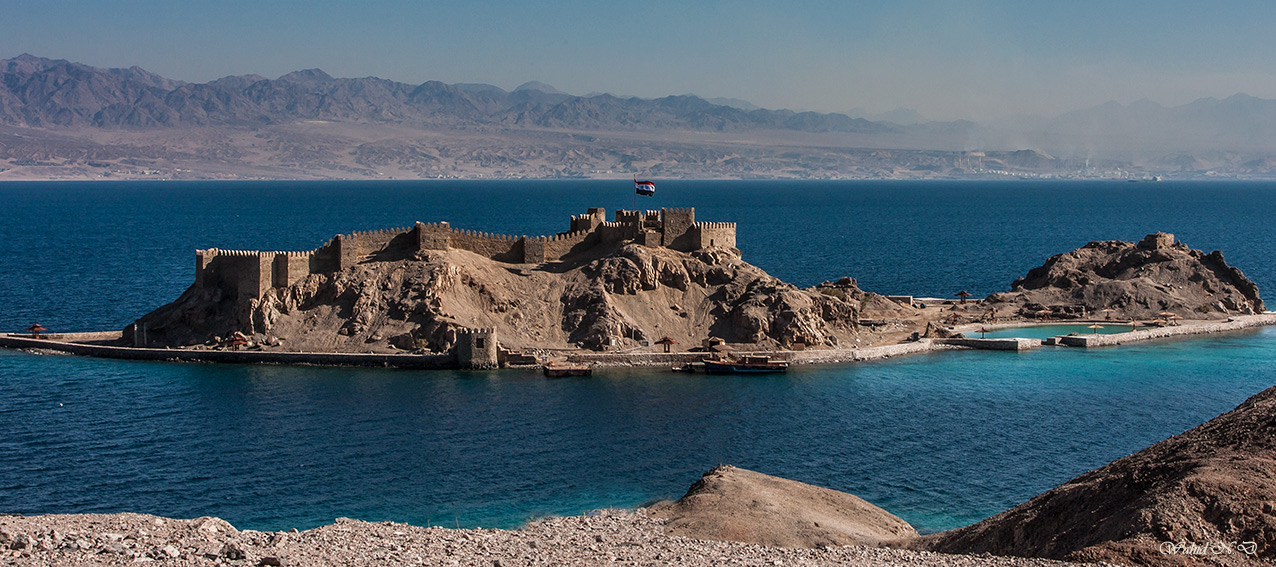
986, 232, 1264, 320
134, 241, 910, 355
0, 507, 1077, 567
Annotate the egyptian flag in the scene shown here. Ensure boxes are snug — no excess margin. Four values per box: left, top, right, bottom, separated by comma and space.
635, 178, 656, 196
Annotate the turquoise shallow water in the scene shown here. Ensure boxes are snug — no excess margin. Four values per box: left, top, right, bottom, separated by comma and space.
1, 180, 1275, 534
981, 324, 1134, 339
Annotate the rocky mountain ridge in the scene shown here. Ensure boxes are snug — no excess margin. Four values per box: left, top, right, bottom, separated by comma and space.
0, 54, 888, 134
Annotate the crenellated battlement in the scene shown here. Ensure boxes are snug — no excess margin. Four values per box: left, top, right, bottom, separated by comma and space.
195, 206, 734, 302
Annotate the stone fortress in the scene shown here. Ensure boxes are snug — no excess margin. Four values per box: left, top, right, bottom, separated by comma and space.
195, 207, 737, 303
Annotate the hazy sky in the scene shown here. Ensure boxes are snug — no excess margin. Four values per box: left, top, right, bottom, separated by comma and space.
5, 0, 1276, 121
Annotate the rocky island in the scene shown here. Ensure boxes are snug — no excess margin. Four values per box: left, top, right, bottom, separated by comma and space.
2, 207, 1271, 369
124, 207, 912, 366
986, 231, 1264, 320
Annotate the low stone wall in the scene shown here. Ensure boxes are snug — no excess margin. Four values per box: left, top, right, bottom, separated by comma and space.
0, 336, 456, 369
935, 338, 1042, 351
566, 342, 956, 367
1057, 314, 1276, 347
566, 352, 710, 366
33, 331, 124, 342
789, 341, 958, 365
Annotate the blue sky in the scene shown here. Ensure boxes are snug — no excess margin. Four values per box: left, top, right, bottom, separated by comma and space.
5, 0, 1276, 120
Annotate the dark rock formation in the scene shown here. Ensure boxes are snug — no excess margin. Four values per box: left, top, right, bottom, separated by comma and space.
986, 232, 1264, 319
916, 384, 1276, 566
649, 465, 917, 548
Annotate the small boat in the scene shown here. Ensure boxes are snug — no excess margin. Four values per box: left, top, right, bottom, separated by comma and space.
702, 355, 788, 374
543, 362, 592, 378
671, 362, 703, 373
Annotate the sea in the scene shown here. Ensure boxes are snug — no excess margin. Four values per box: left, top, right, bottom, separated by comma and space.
1, 179, 1275, 534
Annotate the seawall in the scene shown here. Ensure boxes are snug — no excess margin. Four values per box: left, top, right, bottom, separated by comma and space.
1056, 314, 1276, 347
0, 335, 456, 369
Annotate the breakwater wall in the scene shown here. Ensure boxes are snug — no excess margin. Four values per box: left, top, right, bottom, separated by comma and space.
934, 338, 1042, 351
0, 335, 456, 369
1057, 314, 1276, 347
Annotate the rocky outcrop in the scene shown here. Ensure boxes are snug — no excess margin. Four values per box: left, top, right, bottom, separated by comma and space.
986, 232, 1264, 319
131, 242, 907, 354
649, 465, 917, 548
916, 384, 1276, 566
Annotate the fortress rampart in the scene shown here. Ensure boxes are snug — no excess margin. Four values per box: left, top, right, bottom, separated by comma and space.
195, 207, 737, 301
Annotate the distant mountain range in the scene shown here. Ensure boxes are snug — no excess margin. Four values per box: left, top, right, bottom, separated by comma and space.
0, 54, 889, 134
4, 53, 1276, 180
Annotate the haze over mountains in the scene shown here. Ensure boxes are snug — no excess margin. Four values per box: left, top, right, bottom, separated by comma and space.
4, 53, 1276, 181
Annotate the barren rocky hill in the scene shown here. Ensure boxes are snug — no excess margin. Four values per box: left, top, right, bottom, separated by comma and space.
916, 384, 1276, 566
133, 240, 910, 356
650, 465, 917, 548
986, 232, 1264, 320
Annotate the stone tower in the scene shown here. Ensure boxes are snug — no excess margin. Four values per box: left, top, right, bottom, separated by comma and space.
455, 328, 499, 369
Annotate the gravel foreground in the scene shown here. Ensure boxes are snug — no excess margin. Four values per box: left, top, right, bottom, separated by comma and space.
0, 510, 1095, 567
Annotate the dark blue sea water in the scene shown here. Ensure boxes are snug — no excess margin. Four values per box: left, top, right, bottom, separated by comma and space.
1, 180, 1275, 534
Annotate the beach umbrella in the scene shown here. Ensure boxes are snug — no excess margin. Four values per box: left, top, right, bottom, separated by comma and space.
956, 290, 972, 304
26, 323, 47, 339
655, 336, 677, 353
977, 327, 990, 339
1129, 320, 1138, 330
1088, 324, 1104, 334
1100, 308, 1116, 320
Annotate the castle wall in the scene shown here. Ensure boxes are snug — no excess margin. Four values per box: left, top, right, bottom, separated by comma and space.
195, 250, 209, 288
192, 206, 733, 305
273, 251, 312, 288
334, 235, 359, 271
596, 221, 640, 244
532, 229, 595, 260
693, 222, 737, 249
448, 229, 523, 262
522, 237, 546, 264
310, 237, 341, 273
570, 208, 606, 232
415, 221, 451, 250
198, 250, 269, 301
661, 208, 696, 251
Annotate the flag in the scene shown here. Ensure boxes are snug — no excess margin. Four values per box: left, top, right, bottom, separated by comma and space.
635, 179, 655, 196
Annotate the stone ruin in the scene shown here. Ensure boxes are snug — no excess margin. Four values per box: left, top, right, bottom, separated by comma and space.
193, 207, 737, 303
